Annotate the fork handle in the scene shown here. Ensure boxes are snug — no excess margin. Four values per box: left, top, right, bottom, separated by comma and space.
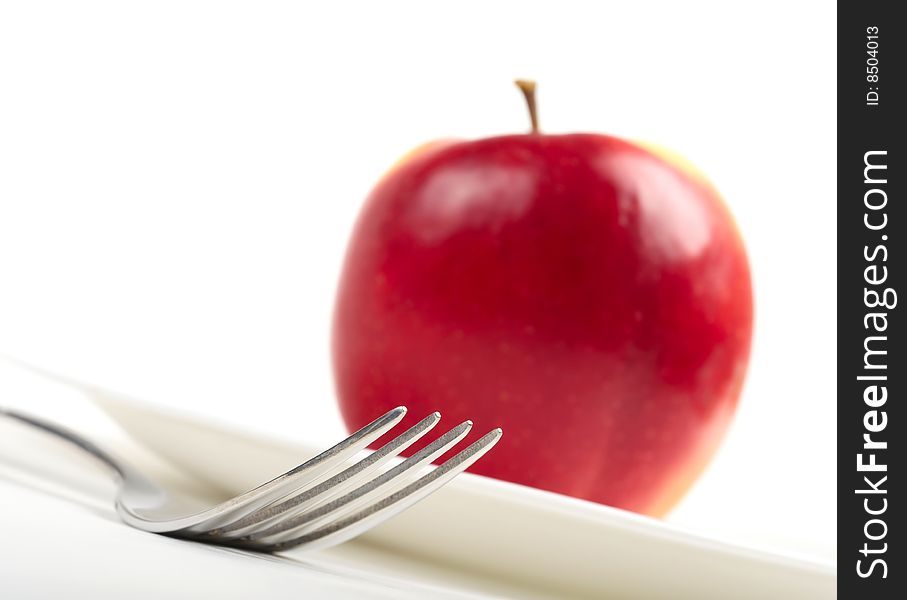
0, 406, 126, 479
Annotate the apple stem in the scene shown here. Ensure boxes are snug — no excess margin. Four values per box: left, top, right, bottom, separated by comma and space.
515, 79, 539, 133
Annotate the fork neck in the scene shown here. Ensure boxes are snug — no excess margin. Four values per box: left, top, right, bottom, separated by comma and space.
0, 406, 127, 479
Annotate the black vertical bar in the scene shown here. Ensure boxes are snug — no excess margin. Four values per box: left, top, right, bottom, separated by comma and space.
838, 2, 903, 597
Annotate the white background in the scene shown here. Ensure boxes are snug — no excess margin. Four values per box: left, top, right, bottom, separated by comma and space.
0, 1, 836, 560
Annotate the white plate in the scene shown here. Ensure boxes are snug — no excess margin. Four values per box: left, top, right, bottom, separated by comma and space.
8, 360, 834, 599
79, 392, 834, 599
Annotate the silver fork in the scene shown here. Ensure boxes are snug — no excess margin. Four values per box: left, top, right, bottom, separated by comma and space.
0, 406, 502, 552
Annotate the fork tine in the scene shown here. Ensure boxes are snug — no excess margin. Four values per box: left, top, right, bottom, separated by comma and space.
248, 428, 503, 552
184, 405, 407, 533
237, 420, 474, 545
209, 411, 442, 538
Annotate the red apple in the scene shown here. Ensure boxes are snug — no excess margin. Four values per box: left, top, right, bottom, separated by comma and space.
332, 81, 752, 516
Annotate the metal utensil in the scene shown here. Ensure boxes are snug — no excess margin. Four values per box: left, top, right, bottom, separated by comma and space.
0, 405, 501, 552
